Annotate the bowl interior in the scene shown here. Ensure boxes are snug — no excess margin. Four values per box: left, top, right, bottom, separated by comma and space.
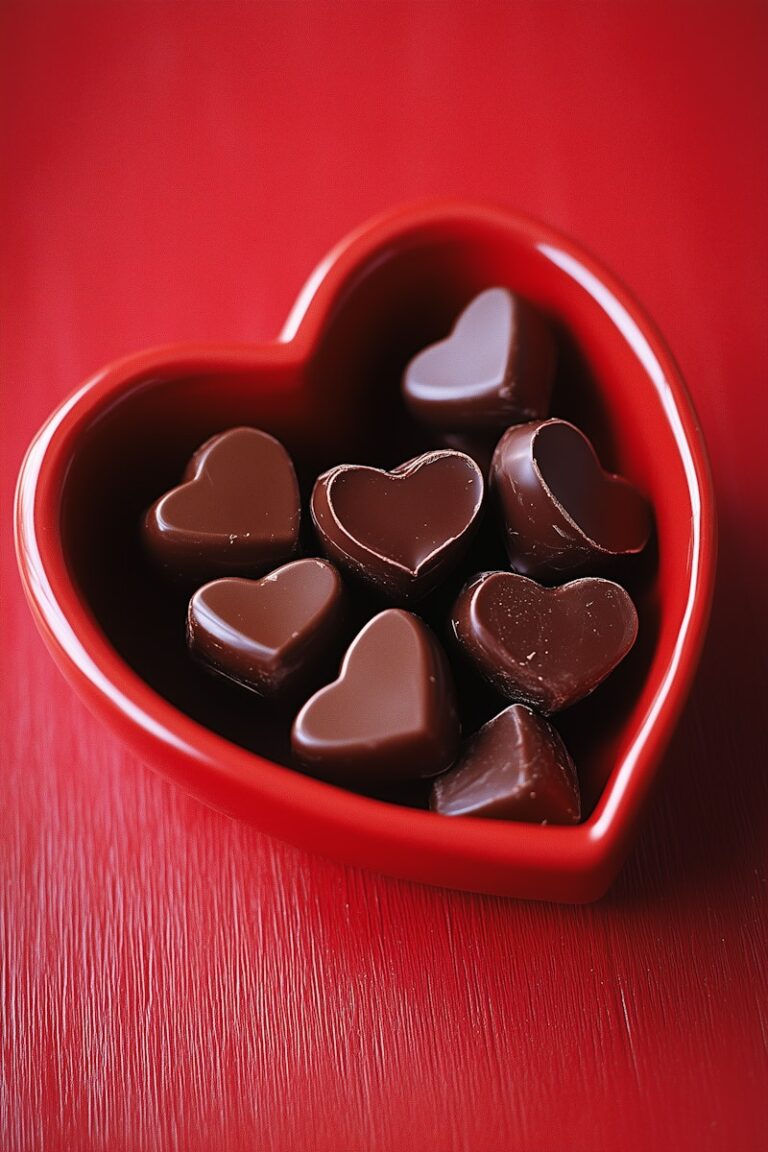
59, 215, 691, 820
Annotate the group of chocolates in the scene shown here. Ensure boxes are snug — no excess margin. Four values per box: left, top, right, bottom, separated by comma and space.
142, 288, 652, 825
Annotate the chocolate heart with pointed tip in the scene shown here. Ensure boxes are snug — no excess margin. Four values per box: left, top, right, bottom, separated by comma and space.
187, 558, 346, 698
491, 418, 652, 580
311, 449, 484, 603
292, 609, 460, 785
16, 202, 716, 901
403, 286, 556, 431
452, 571, 638, 713
143, 426, 300, 581
430, 704, 580, 824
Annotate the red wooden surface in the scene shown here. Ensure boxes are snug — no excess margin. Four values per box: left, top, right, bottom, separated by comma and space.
2, 3, 767, 1149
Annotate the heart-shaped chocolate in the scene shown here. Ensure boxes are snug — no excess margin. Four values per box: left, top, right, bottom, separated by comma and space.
187, 559, 346, 698
143, 426, 300, 581
402, 286, 556, 431
311, 450, 484, 603
292, 609, 460, 785
430, 704, 580, 824
452, 571, 638, 713
491, 418, 652, 580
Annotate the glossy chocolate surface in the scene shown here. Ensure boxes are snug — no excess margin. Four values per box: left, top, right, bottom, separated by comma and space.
491, 418, 652, 580
187, 559, 346, 698
292, 609, 460, 786
402, 287, 555, 431
430, 704, 580, 824
143, 427, 300, 581
311, 450, 484, 603
452, 571, 639, 713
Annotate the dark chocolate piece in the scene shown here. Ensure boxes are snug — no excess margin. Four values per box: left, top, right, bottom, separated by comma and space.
402, 287, 555, 431
143, 427, 300, 581
187, 559, 346, 698
430, 704, 580, 823
451, 571, 638, 713
310, 450, 484, 604
292, 609, 460, 785
491, 418, 651, 580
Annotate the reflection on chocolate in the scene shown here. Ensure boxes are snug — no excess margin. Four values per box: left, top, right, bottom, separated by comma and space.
491, 419, 651, 580
311, 450, 484, 603
187, 559, 346, 698
452, 571, 638, 713
292, 609, 460, 786
143, 427, 300, 581
402, 287, 555, 431
430, 704, 580, 824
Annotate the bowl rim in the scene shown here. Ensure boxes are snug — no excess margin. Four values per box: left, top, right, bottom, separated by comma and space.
14, 199, 717, 892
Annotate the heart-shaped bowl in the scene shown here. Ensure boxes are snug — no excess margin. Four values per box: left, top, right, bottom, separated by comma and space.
15, 201, 716, 902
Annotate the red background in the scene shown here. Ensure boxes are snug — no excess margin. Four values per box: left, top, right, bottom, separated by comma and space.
2, 3, 767, 1149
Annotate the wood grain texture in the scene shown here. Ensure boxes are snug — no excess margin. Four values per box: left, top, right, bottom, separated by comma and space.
1, 3, 767, 1149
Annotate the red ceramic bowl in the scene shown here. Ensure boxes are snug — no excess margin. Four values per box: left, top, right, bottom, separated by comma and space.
15, 201, 716, 902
